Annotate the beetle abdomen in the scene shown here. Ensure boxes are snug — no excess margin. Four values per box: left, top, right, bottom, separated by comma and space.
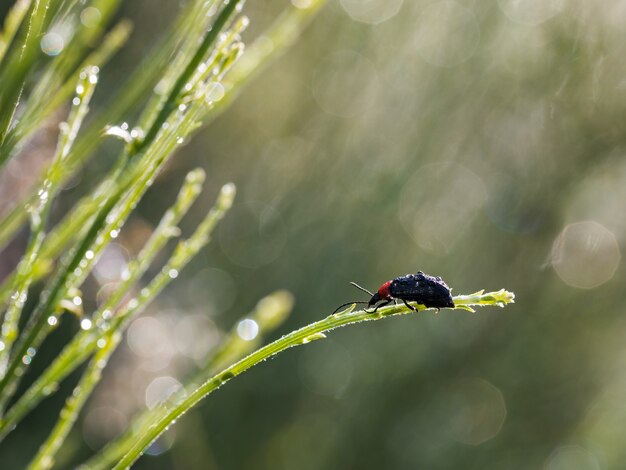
389, 272, 454, 308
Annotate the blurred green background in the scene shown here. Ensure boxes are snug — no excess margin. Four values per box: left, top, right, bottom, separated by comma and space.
2, 0, 626, 468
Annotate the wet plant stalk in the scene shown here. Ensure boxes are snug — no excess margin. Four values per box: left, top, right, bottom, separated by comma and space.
26, 182, 236, 469
114, 290, 515, 469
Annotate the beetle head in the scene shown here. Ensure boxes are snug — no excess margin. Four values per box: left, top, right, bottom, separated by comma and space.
368, 292, 381, 307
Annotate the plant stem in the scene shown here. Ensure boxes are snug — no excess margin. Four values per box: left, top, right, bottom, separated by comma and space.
82, 290, 294, 470
113, 290, 515, 469
16, 182, 235, 466
0, 68, 97, 374
132, 0, 242, 155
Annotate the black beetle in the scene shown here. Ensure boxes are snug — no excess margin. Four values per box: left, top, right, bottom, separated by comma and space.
333, 271, 454, 314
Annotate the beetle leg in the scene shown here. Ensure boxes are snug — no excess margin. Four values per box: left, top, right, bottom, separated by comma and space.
368, 299, 392, 314
402, 299, 418, 311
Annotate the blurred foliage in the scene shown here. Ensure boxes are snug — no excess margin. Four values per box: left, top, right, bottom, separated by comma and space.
2, 0, 626, 469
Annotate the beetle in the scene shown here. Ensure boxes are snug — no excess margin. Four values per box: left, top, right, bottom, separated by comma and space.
332, 271, 454, 314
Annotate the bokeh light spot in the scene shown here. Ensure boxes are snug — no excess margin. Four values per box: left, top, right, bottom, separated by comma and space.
80, 7, 102, 27
312, 50, 379, 117
237, 318, 259, 341
290, 0, 315, 8
413, 1, 480, 67
205, 81, 225, 103
498, 0, 565, 25
551, 221, 621, 289
127, 316, 175, 370
445, 378, 507, 445
145, 376, 182, 409
340, 0, 404, 25
83, 406, 127, 450
174, 313, 220, 361
565, 161, 626, 241
40, 32, 65, 56
545, 445, 601, 470
398, 162, 486, 254
93, 244, 128, 283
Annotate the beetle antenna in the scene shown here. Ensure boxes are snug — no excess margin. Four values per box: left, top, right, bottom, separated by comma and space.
349, 281, 374, 297
332, 301, 370, 315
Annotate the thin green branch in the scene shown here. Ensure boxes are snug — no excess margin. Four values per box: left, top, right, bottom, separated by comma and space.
0, 67, 98, 375
0, 169, 207, 440
2, 19, 132, 159
113, 290, 515, 469
131, 0, 242, 155
83, 290, 294, 470
0, 0, 217, 250
0, 0, 32, 64
27, 330, 121, 470
0, 0, 53, 153
0, 26, 239, 405
31, 181, 236, 469
0, 0, 327, 254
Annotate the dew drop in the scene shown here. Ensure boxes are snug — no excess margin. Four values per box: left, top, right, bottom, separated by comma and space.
236, 319, 259, 341
47, 316, 58, 326
80, 6, 102, 27
40, 32, 64, 56
168, 269, 179, 279
81, 318, 93, 330
130, 127, 144, 139
302, 332, 327, 344
205, 82, 225, 102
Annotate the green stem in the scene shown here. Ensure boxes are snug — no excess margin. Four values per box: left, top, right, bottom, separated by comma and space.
132, 0, 242, 154
82, 290, 293, 470
27, 331, 121, 470
0, 170, 207, 440
114, 290, 514, 469
33, 181, 235, 467
0, 68, 97, 374
0, 0, 52, 154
